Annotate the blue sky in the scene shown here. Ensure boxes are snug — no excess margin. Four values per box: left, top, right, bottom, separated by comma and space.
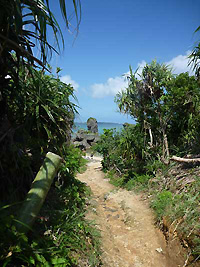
49, 0, 199, 123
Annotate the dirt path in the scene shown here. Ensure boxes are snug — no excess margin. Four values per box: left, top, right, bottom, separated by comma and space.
77, 157, 183, 267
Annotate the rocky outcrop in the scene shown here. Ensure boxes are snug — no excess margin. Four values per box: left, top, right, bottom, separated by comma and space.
87, 117, 98, 133
72, 129, 100, 150
72, 118, 100, 150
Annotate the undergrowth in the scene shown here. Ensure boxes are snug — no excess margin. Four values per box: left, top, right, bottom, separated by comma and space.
0, 146, 102, 266
106, 169, 151, 192
150, 172, 200, 258
105, 163, 200, 260
0, 178, 102, 266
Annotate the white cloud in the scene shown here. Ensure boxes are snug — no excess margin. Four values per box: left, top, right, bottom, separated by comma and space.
91, 76, 128, 98
166, 51, 194, 75
91, 60, 147, 99
135, 60, 147, 78
60, 75, 79, 91
90, 51, 195, 99
135, 53, 194, 77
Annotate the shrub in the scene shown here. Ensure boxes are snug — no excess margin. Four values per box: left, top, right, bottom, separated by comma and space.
151, 191, 173, 219
0, 145, 101, 266
0, 67, 78, 201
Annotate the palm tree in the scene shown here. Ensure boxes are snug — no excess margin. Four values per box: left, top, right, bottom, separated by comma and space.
115, 61, 173, 161
0, 0, 81, 67
0, 0, 81, 198
189, 26, 200, 80
0, 0, 81, 146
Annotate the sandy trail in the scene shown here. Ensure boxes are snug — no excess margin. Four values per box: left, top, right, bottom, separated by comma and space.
77, 157, 182, 267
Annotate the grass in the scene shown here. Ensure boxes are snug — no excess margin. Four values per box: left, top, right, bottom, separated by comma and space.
106, 170, 151, 192
150, 177, 200, 258
79, 164, 88, 174
40, 178, 102, 266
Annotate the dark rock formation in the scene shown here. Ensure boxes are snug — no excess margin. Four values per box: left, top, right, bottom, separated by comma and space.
72, 128, 100, 151
75, 129, 87, 141
74, 139, 90, 150
87, 117, 98, 133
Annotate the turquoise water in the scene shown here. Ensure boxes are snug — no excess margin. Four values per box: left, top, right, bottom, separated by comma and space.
74, 122, 123, 135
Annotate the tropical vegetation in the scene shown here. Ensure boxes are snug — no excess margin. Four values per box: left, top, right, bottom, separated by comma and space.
0, 0, 102, 266
0, 0, 81, 198
94, 60, 200, 261
0, 0, 200, 265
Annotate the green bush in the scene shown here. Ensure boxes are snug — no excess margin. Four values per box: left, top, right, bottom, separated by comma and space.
0, 182, 101, 266
58, 144, 87, 187
106, 171, 125, 187
124, 174, 151, 191
0, 145, 101, 266
94, 124, 146, 176
0, 66, 78, 201
151, 191, 173, 219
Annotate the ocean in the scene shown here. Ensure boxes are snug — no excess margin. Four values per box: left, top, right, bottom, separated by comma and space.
73, 122, 124, 135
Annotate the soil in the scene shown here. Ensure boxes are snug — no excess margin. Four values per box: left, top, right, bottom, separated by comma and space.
77, 156, 191, 267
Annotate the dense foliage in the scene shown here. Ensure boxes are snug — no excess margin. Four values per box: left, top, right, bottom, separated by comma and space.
0, 63, 101, 265
0, 1, 103, 266
0, 146, 101, 266
95, 126, 145, 175
0, 66, 78, 200
0, 57, 102, 264
0, 0, 81, 150
116, 63, 200, 159
95, 64, 200, 177
0, 0, 81, 200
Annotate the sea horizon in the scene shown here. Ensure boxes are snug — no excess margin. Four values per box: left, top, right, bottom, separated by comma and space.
73, 121, 124, 134
74, 120, 123, 124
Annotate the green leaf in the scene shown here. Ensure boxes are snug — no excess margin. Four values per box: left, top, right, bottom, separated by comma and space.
42, 104, 56, 123
29, 256, 35, 265
43, 124, 52, 139
51, 257, 68, 264
35, 253, 47, 263
3, 258, 11, 267
36, 105, 39, 119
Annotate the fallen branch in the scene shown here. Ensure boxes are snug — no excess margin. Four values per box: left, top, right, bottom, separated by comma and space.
182, 251, 191, 267
111, 165, 122, 176
171, 156, 200, 163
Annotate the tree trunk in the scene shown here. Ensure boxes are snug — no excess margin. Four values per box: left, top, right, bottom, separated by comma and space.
163, 132, 169, 159
148, 127, 153, 147
16, 152, 62, 233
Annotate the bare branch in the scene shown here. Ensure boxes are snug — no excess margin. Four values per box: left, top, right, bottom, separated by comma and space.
171, 156, 200, 163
